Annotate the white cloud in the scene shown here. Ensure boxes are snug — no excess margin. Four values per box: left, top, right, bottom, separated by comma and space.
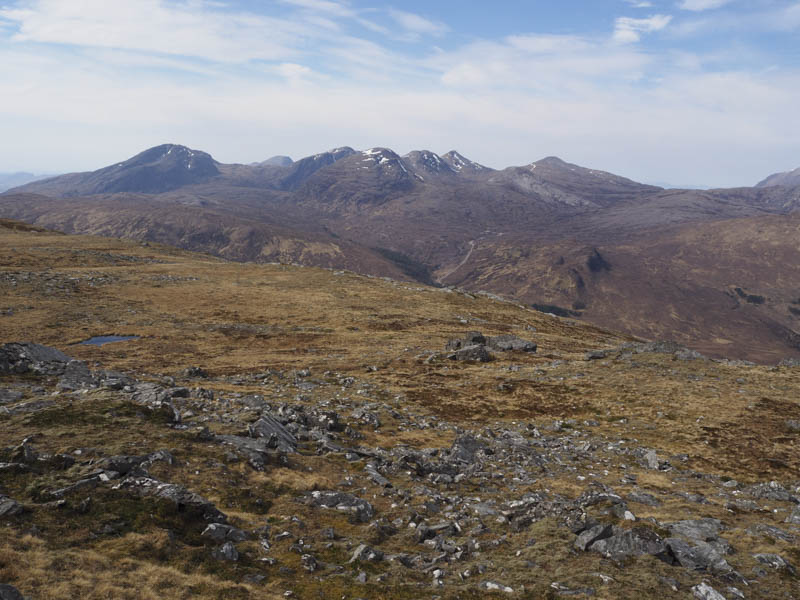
626, 1, 654, 7
387, 9, 448, 38
613, 14, 673, 43
0, 0, 798, 187
0, 0, 308, 63
678, 0, 733, 11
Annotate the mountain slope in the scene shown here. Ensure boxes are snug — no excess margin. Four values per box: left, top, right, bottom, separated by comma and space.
440, 212, 800, 362
4, 143, 800, 362
11, 144, 220, 196
757, 165, 800, 188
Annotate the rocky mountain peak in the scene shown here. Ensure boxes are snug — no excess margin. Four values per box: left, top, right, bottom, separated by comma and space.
402, 150, 456, 176
441, 150, 489, 173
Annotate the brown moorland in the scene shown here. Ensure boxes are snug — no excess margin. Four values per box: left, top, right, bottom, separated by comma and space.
0, 222, 799, 599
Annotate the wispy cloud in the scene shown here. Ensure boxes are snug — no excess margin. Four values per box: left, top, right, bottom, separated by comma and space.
678, 0, 733, 11
613, 14, 673, 43
0, 0, 799, 186
387, 9, 448, 39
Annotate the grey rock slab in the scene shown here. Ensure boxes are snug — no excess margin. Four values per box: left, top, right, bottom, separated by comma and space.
0, 496, 23, 518
446, 332, 487, 351
0, 389, 23, 405
643, 450, 660, 470
0, 342, 71, 376
212, 541, 239, 561
786, 505, 800, 524
249, 414, 297, 453
202, 523, 248, 543
348, 544, 384, 563
58, 360, 97, 391
748, 524, 795, 543
589, 527, 668, 561
486, 335, 537, 353
450, 434, 488, 463
364, 463, 392, 488
668, 518, 724, 543
447, 344, 492, 362
480, 581, 514, 593
305, 491, 374, 523
0, 584, 24, 600
743, 481, 797, 503
666, 539, 733, 575
691, 582, 727, 600
753, 553, 797, 575
574, 523, 614, 552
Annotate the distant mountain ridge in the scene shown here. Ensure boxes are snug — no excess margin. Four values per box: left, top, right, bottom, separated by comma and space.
4, 142, 800, 362
757, 165, 800, 188
0, 172, 52, 193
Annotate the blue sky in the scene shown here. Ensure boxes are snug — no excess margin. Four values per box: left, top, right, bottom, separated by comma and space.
1, 0, 799, 187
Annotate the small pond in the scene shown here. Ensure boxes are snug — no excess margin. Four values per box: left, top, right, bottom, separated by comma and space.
79, 335, 140, 346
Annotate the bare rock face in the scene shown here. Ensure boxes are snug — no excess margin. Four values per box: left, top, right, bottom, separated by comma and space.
0, 342, 71, 376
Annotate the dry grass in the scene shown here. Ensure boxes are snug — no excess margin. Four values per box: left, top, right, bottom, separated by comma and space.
1, 225, 799, 598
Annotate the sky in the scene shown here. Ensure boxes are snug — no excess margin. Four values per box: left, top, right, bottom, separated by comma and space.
1, 0, 799, 187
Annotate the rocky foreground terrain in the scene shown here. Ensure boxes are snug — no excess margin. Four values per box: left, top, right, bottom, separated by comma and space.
1, 221, 799, 599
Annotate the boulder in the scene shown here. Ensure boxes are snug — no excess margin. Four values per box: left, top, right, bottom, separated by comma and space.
0, 389, 23, 405
589, 526, 669, 561
305, 491, 374, 523
480, 581, 514, 593
0, 584, 24, 600
203, 523, 248, 543
753, 553, 797, 576
450, 434, 488, 463
786, 506, 800, 525
446, 332, 486, 351
0, 342, 72, 376
348, 544, 384, 563
574, 523, 614, 551
212, 541, 239, 561
665, 539, 733, 575
249, 414, 297, 453
0, 496, 22, 518
58, 360, 97, 391
668, 519, 724, 543
691, 582, 727, 600
447, 345, 492, 363
486, 335, 537, 353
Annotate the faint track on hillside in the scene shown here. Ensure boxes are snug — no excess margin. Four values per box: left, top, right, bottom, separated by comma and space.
436, 240, 475, 285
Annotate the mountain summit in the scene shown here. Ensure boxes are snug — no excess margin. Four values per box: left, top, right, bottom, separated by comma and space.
757, 165, 800, 188
12, 144, 220, 196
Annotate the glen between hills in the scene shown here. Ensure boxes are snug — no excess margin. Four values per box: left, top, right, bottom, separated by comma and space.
0, 221, 799, 599
2, 144, 800, 363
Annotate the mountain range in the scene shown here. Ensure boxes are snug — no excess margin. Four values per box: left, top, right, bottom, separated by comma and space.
2, 143, 800, 363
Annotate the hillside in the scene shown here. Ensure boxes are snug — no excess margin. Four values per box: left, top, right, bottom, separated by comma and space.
3, 144, 800, 363
1, 223, 798, 599
440, 213, 800, 363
